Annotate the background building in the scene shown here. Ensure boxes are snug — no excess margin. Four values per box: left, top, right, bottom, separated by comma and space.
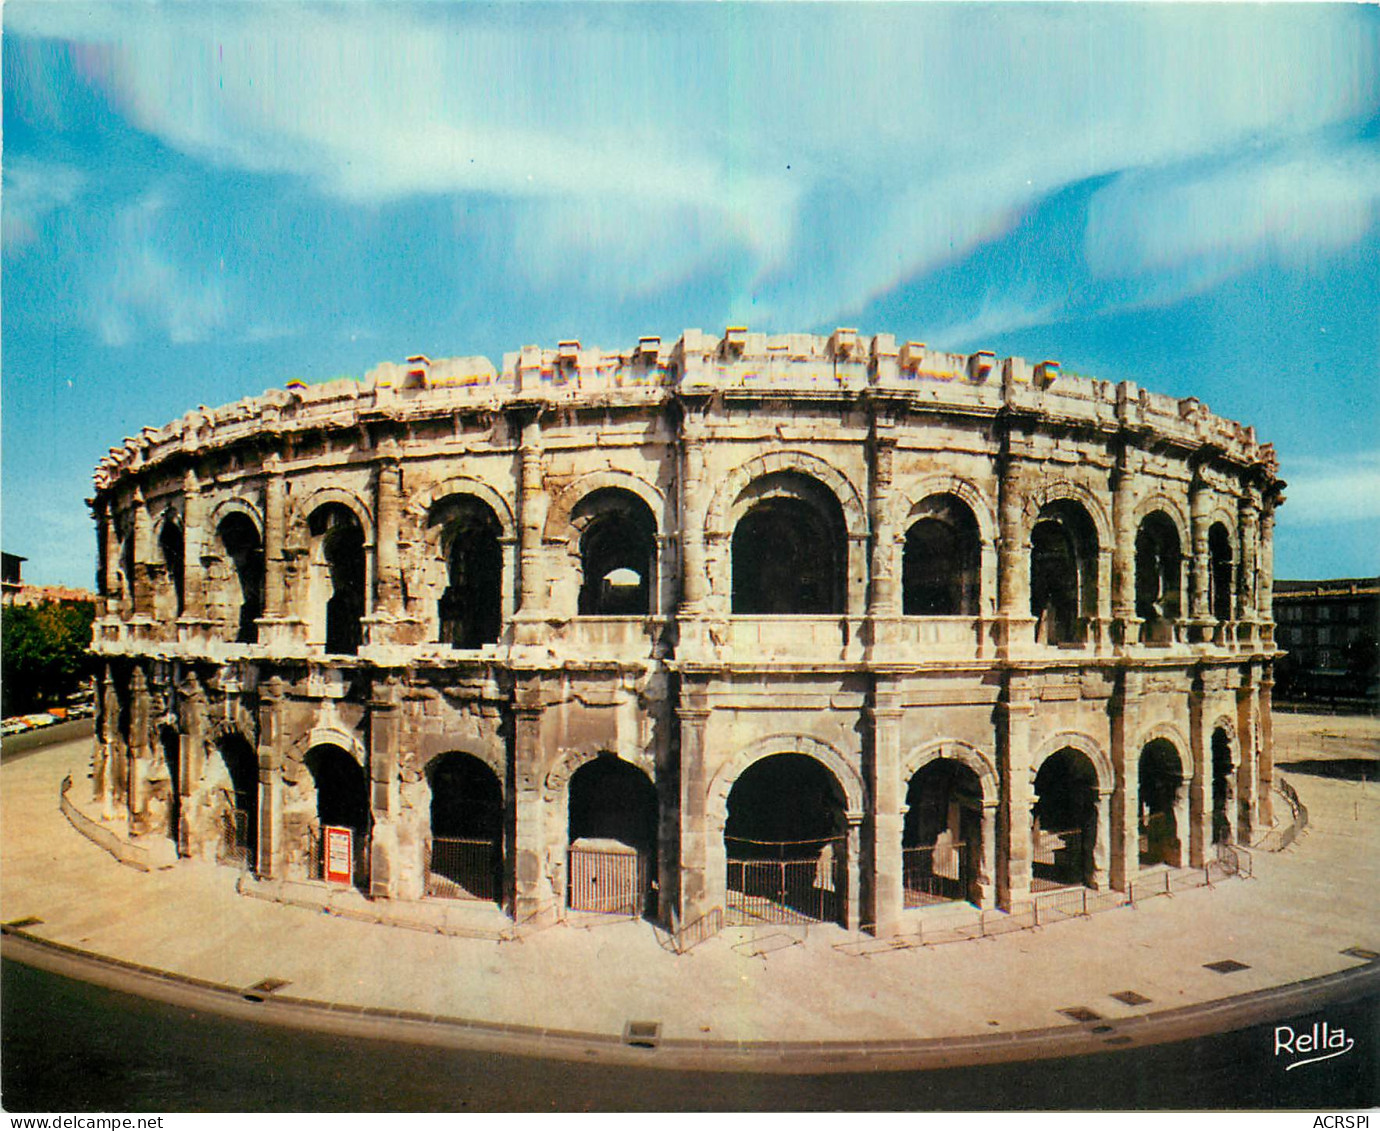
88, 329, 1283, 937
1273, 578, 1379, 710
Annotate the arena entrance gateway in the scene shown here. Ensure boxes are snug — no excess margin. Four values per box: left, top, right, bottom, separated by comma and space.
566, 755, 657, 917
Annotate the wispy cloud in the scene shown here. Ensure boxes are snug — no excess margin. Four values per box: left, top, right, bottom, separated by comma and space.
2, 157, 85, 248
1279, 451, 1380, 527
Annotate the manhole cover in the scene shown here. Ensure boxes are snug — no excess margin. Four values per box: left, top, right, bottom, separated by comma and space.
3, 917, 43, 930
1110, 990, 1152, 1006
1204, 959, 1250, 974
623, 1020, 661, 1049
1058, 1006, 1103, 1023
1341, 947, 1380, 962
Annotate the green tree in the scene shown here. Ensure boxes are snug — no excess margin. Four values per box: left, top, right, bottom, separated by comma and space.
1, 600, 95, 716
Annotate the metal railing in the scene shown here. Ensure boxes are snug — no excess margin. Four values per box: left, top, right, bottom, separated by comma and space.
426, 836, 500, 902
217, 808, 253, 871
901, 842, 969, 907
725, 836, 843, 925
664, 906, 725, 954
568, 846, 646, 916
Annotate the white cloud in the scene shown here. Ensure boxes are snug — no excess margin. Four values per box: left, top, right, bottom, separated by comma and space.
2, 158, 85, 247
10, 4, 1379, 330
1279, 452, 1380, 527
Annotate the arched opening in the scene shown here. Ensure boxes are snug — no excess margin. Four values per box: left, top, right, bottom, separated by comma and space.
160, 725, 181, 850
1032, 747, 1098, 890
1138, 740, 1183, 866
1030, 501, 1098, 645
724, 753, 846, 925
902, 495, 980, 616
731, 473, 846, 615
157, 515, 185, 619
426, 752, 503, 903
903, 759, 983, 906
305, 744, 370, 890
309, 504, 366, 655
218, 513, 264, 644
574, 489, 656, 616
431, 496, 502, 647
1135, 511, 1182, 644
1209, 523, 1234, 625
212, 734, 258, 872
567, 755, 658, 916
1211, 728, 1234, 845
118, 529, 136, 615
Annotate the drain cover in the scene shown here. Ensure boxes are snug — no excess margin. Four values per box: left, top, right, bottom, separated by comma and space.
2, 917, 43, 930
1341, 947, 1380, 962
623, 1020, 661, 1049
1110, 990, 1152, 1006
1059, 1006, 1103, 1023
1204, 959, 1250, 974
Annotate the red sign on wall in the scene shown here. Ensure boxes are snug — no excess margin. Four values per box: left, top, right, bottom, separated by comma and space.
324, 825, 353, 885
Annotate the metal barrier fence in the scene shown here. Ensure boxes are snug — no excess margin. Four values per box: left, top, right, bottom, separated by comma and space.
568, 846, 646, 915
725, 836, 842, 925
902, 842, 968, 908
665, 906, 725, 954
218, 808, 253, 870
427, 836, 500, 902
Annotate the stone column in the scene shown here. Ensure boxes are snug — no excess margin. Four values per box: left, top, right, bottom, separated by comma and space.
1257, 503, 1277, 650
1187, 678, 1209, 867
127, 663, 152, 831
866, 694, 904, 937
256, 676, 284, 879
511, 683, 551, 923
996, 455, 1031, 656
1237, 492, 1260, 648
1189, 477, 1212, 643
997, 683, 1035, 908
680, 422, 708, 614
845, 812, 864, 933
1093, 788, 1113, 889
1109, 668, 1139, 891
374, 456, 404, 620
514, 415, 546, 644
368, 672, 401, 899
1257, 670, 1275, 828
1111, 448, 1138, 647
96, 662, 119, 817
867, 431, 898, 660
978, 802, 997, 909
181, 470, 207, 635
178, 671, 207, 860
676, 705, 713, 926
1235, 671, 1259, 843
131, 489, 153, 619
260, 461, 288, 622
97, 503, 118, 618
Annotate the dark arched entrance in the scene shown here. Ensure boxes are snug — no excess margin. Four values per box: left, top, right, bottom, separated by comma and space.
214, 734, 258, 872
1139, 740, 1183, 866
309, 504, 366, 655
731, 474, 846, 615
1030, 501, 1098, 645
1135, 511, 1182, 644
724, 753, 846, 925
218, 513, 263, 644
903, 759, 982, 906
305, 744, 370, 890
1209, 523, 1234, 627
431, 497, 502, 648
1212, 728, 1235, 845
573, 489, 657, 616
426, 752, 503, 903
567, 755, 657, 916
902, 495, 980, 616
1032, 747, 1098, 889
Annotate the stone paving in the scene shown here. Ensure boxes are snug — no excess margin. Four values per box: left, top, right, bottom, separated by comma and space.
3, 724, 1377, 1050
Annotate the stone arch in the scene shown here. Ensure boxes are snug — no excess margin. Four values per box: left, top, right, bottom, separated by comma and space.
705, 450, 866, 541
1209, 714, 1238, 748
708, 734, 866, 830
207, 497, 265, 541
891, 475, 998, 546
544, 745, 655, 803
151, 502, 184, 542
291, 724, 367, 769
543, 470, 664, 544
1022, 479, 1112, 549
407, 477, 516, 541
1029, 731, 1114, 793
1134, 721, 1191, 775
1208, 509, 1239, 555
901, 739, 999, 805
294, 486, 375, 546
409, 736, 507, 791
1132, 492, 1191, 551
209, 715, 259, 750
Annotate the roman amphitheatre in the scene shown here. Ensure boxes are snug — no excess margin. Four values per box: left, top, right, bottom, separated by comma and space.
83, 326, 1285, 940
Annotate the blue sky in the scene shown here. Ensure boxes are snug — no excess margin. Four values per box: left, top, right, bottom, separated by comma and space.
4, 2, 1378, 588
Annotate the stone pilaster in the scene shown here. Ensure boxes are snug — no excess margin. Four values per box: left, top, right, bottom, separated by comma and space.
866, 690, 904, 936
131, 489, 153, 619
996, 453, 1031, 656
1237, 491, 1260, 648
1257, 669, 1275, 828
676, 704, 713, 927
866, 428, 898, 659
1188, 476, 1212, 642
374, 456, 404, 618
1257, 502, 1277, 650
368, 671, 402, 898
1108, 667, 1139, 891
127, 663, 152, 832
1111, 446, 1139, 647
998, 681, 1035, 908
1235, 669, 1259, 843
845, 812, 864, 933
511, 681, 552, 922
256, 676, 285, 879
513, 415, 546, 644
257, 460, 291, 645
96, 662, 119, 817
1187, 675, 1209, 867
179, 470, 208, 643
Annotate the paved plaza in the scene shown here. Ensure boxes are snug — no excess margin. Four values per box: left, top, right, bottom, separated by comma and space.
2, 718, 1378, 1065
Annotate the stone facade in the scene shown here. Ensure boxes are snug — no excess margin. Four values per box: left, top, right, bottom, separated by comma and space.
88, 328, 1283, 936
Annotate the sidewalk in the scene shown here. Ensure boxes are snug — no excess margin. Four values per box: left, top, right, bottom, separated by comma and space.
3, 732, 1377, 1064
